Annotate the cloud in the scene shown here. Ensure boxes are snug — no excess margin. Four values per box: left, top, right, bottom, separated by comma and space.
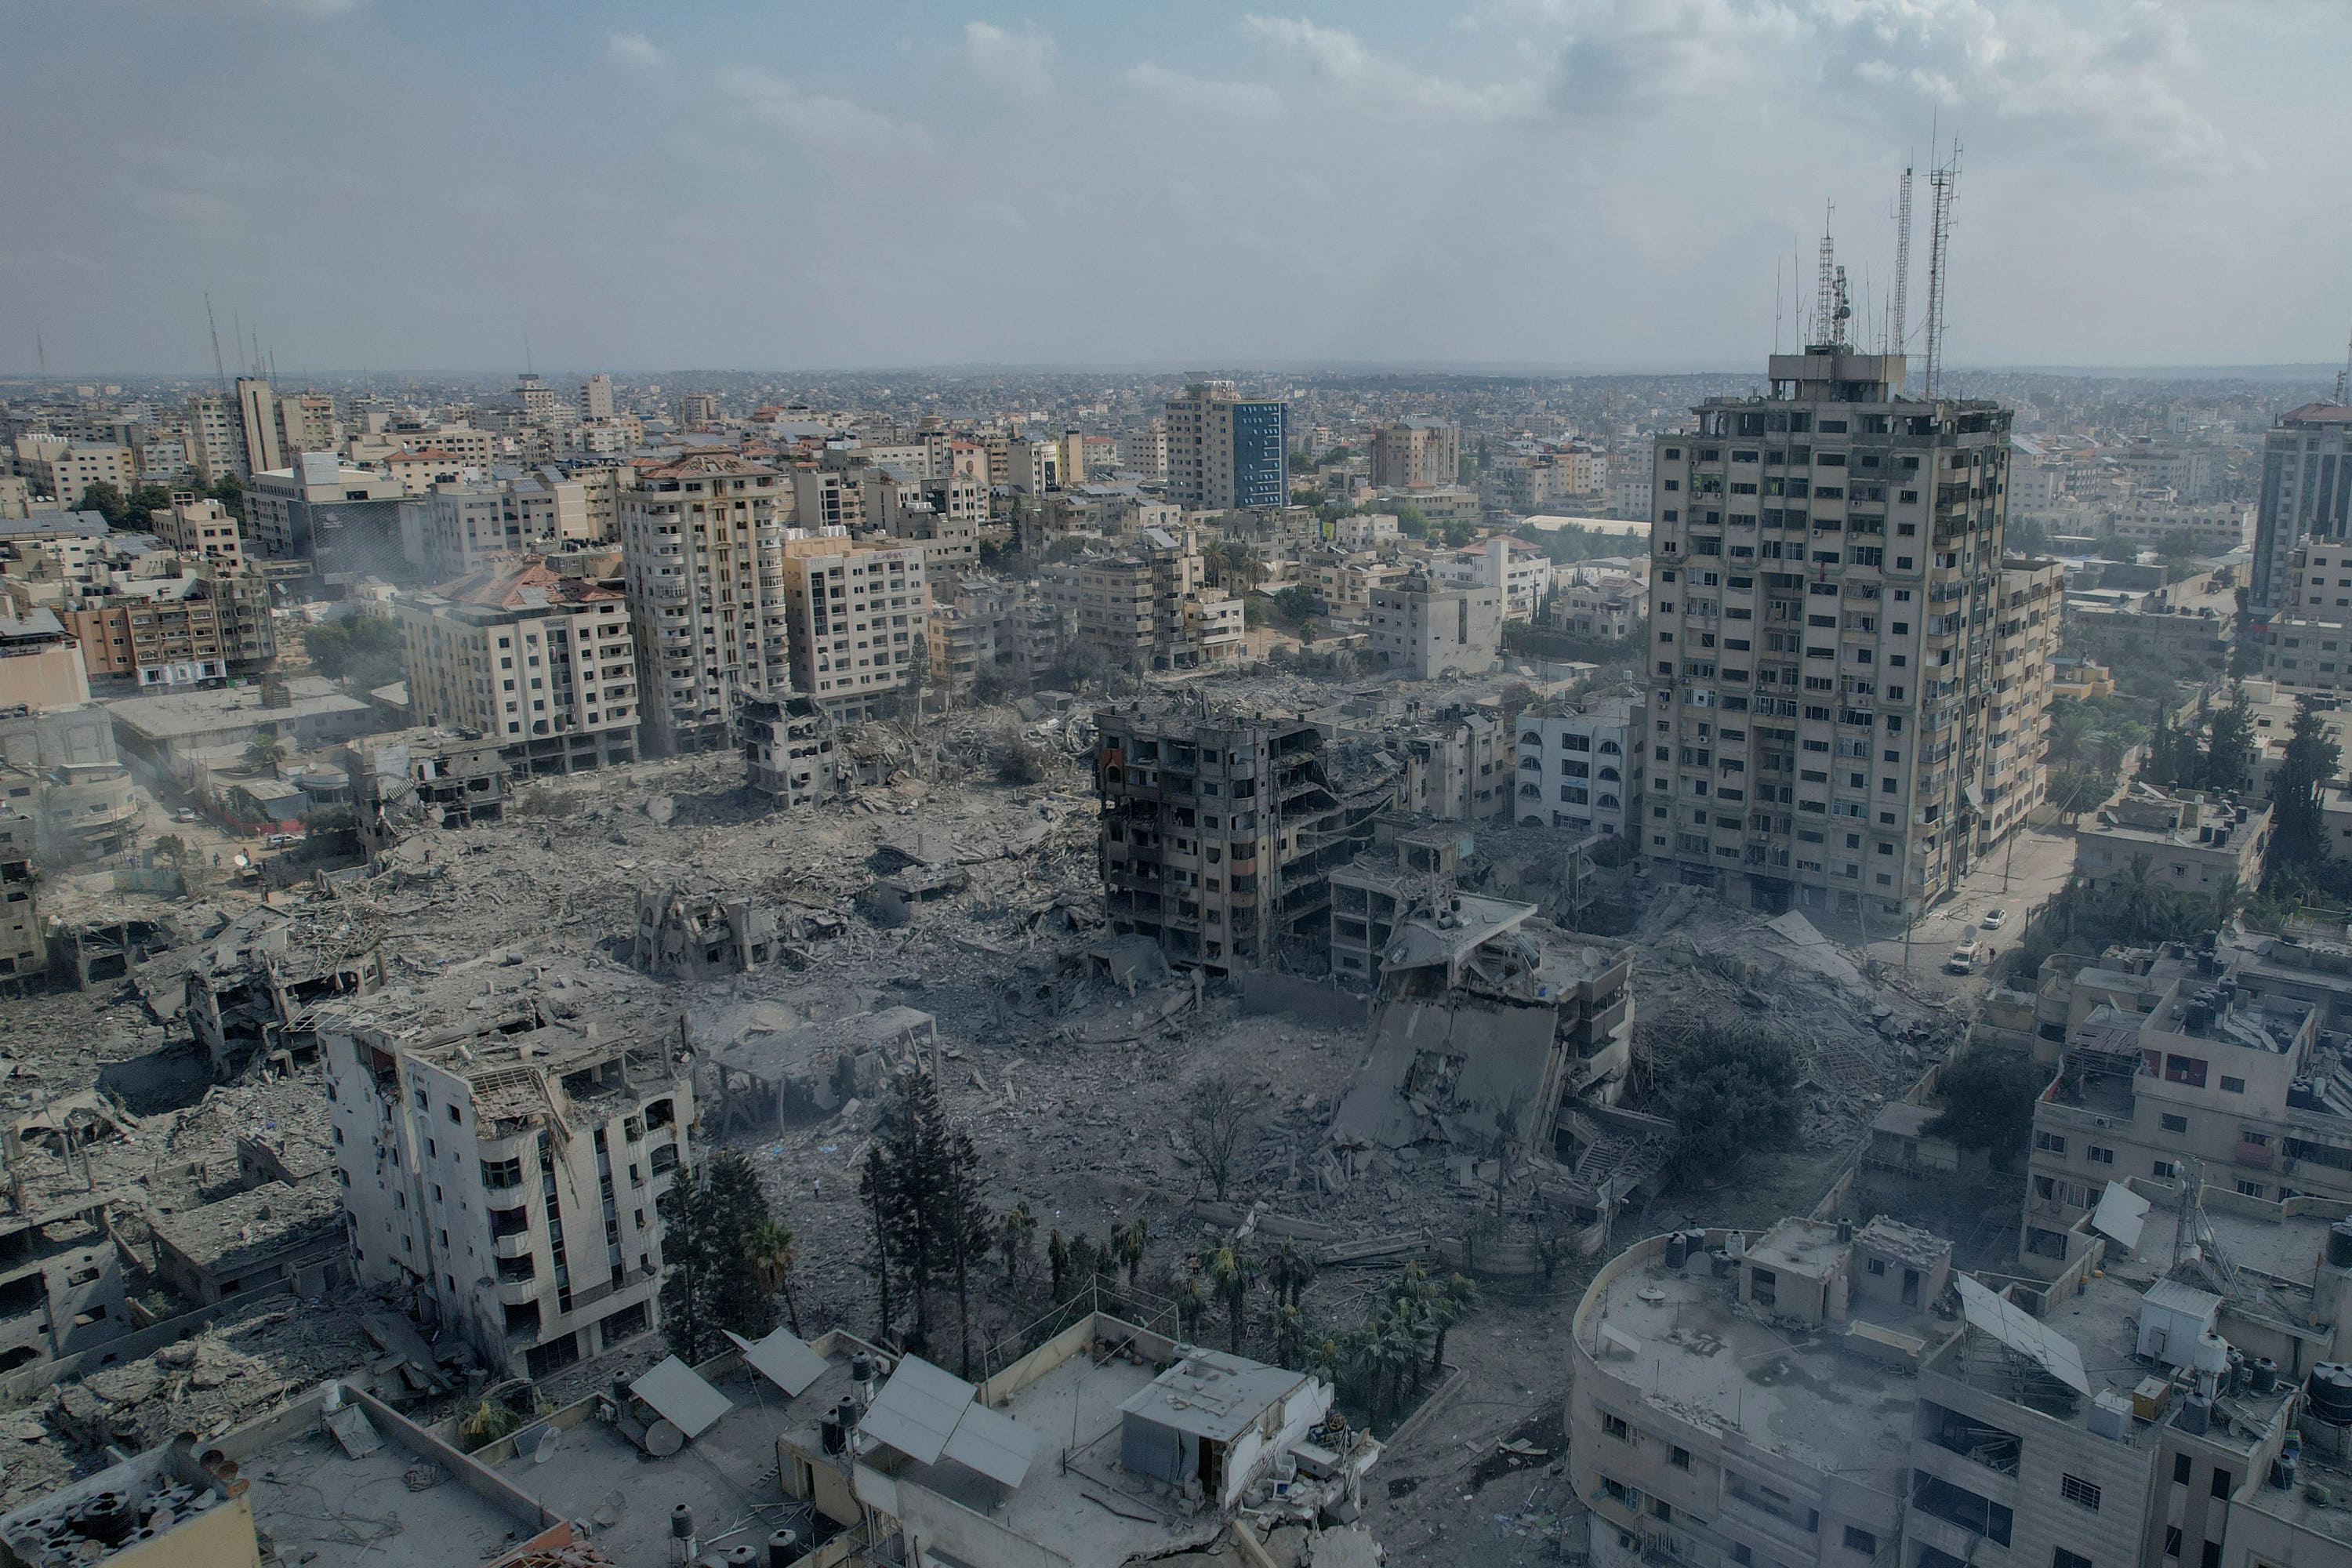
113, 143, 274, 231
964, 20, 1054, 100
1240, 14, 1541, 123
605, 31, 666, 71
717, 67, 933, 158
1483, 0, 2244, 175
1123, 62, 1284, 118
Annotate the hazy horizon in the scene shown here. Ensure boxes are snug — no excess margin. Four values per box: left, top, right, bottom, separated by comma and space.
5, 2, 2347, 377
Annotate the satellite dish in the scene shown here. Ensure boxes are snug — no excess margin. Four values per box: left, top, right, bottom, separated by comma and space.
232, 853, 250, 868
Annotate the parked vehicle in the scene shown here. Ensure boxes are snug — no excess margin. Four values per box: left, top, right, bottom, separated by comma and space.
1980, 907, 2008, 931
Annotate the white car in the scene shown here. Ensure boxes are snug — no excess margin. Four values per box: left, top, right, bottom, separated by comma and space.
1980, 907, 2009, 931
172, 808, 198, 823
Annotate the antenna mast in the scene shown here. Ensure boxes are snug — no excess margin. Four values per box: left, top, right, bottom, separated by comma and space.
1893, 164, 1914, 359
205, 295, 230, 399
1923, 143, 1962, 397
2336, 318, 2350, 406
1814, 200, 1836, 347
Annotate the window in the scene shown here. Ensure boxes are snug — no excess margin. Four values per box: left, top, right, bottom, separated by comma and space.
1602, 1411, 1630, 1440
2238, 1181, 2267, 1198
2087, 1145, 2114, 1166
2164, 1527, 2183, 1559
2173, 1454, 2193, 1486
2220, 1076, 2245, 1094
2200, 1544, 2220, 1568
2160, 1113, 2188, 1133
2055, 1552, 2093, 1568
1845, 1528, 1878, 1555
2034, 1131, 2067, 1155
2061, 1474, 2102, 1511
1671, 1446, 1691, 1470
2211, 1468, 2233, 1499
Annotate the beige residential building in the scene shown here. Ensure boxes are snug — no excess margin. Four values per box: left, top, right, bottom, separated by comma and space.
1118, 419, 1168, 481
11, 436, 132, 504
274, 391, 337, 457
2073, 789, 2269, 900
1572, 1209, 2332, 1568
1980, 560, 2062, 848
1371, 418, 1459, 490
1166, 380, 1288, 510
1367, 553, 1503, 679
150, 494, 245, 571
581, 372, 615, 421
1043, 528, 1243, 671
927, 574, 1066, 699
184, 394, 242, 481
775, 534, 931, 720
235, 377, 282, 474
1312, 552, 1410, 619
394, 557, 639, 774
618, 454, 793, 755
1643, 345, 2015, 920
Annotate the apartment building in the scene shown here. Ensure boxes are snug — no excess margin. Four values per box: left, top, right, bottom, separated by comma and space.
0, 808, 39, 980
775, 533, 930, 720
1367, 553, 1503, 680
1118, 419, 1169, 481
1312, 553, 1411, 620
1394, 712, 1512, 820
927, 574, 1066, 699
274, 391, 337, 456
618, 454, 793, 755
1092, 710, 1369, 974
2074, 789, 2270, 901
1335, 513, 1400, 550
1642, 345, 2015, 920
10, 435, 132, 505
1166, 380, 1287, 510
2250, 403, 2352, 620
1572, 1210, 2332, 1568
150, 493, 245, 570
582, 372, 615, 421
738, 691, 838, 806
677, 391, 720, 429
1371, 418, 1459, 490
1515, 695, 1640, 835
184, 394, 242, 482
393, 557, 639, 774
1555, 567, 1646, 640
245, 454, 412, 584
235, 378, 283, 474
1435, 536, 1552, 620
789, 466, 866, 533
319, 991, 691, 1381
58, 568, 274, 688
1043, 528, 1243, 671
1982, 561, 2062, 848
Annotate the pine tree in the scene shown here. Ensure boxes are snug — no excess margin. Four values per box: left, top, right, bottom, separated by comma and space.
2205, 683, 2256, 793
2268, 695, 2343, 880
658, 1152, 782, 1364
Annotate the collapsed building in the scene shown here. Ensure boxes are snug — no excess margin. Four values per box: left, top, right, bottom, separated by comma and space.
1329, 827, 1665, 1255
695, 993, 939, 1134
348, 728, 507, 856
1093, 707, 1381, 975
630, 884, 780, 982
140, 904, 385, 1076
739, 688, 840, 805
317, 964, 693, 1381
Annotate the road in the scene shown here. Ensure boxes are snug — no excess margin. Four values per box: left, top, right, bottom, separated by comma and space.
1863, 822, 2078, 976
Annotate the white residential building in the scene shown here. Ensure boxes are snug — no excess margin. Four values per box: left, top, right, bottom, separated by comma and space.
1515, 696, 1640, 835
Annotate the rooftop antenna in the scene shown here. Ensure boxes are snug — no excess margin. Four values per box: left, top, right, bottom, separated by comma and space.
524, 332, 535, 377
1814, 200, 1836, 348
1893, 162, 1914, 367
2336, 318, 2350, 406
34, 329, 45, 388
205, 296, 229, 399
1922, 140, 1962, 397
1832, 264, 1852, 352
1773, 255, 1784, 354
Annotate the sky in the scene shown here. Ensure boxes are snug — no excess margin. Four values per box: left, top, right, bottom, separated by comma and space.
3, 0, 2348, 376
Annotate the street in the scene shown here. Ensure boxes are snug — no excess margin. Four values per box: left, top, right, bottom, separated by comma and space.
1864, 822, 2079, 976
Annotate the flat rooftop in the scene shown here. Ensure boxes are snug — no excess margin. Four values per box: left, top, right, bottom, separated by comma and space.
104, 677, 369, 742
245, 1424, 542, 1568
492, 1363, 834, 1565
1582, 1250, 1922, 1488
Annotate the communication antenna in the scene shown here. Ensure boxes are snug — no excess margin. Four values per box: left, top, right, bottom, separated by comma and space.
205, 296, 230, 398
1831, 265, 1852, 351
1893, 163, 1914, 361
2336, 318, 2351, 406
34, 330, 45, 387
1922, 141, 1962, 397
1814, 200, 1836, 347
1773, 255, 1783, 354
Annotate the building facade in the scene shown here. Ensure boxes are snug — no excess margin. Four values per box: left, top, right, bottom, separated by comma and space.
1167, 380, 1288, 511
1642, 347, 2016, 920
1516, 697, 1640, 835
2249, 402, 2352, 621
775, 534, 931, 720
1371, 419, 1459, 491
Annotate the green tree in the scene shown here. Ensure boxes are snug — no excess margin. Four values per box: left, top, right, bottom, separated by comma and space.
1664, 1031, 1801, 1179
2205, 683, 2256, 793
1925, 1051, 2049, 1152
2267, 695, 2343, 880
1265, 1239, 1315, 1312
1203, 1242, 1257, 1355
1173, 1271, 1207, 1341
860, 1070, 969, 1356
74, 481, 126, 525
659, 1152, 783, 1363
1047, 1229, 1070, 1303
241, 730, 287, 777
2160, 528, 2202, 583
207, 475, 247, 521
1429, 1273, 1479, 1374
1110, 1221, 1147, 1288
2094, 532, 2140, 564
305, 614, 405, 691
1271, 585, 1319, 624
997, 1202, 1036, 1286
746, 1218, 803, 1335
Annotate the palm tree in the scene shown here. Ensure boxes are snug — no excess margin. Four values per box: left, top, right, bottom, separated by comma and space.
998, 1203, 1036, 1286
242, 730, 287, 779
1266, 1239, 1316, 1312
1272, 1304, 1308, 1370
1174, 1272, 1207, 1342
746, 1219, 802, 1334
1429, 1273, 1480, 1376
1203, 1243, 1257, 1356
1110, 1221, 1146, 1288
1047, 1229, 1069, 1302
2049, 704, 2097, 770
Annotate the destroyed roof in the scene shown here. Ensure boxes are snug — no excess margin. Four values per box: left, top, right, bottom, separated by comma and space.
148, 1175, 343, 1277
1380, 893, 1537, 971
427, 558, 622, 609
1853, 1215, 1950, 1269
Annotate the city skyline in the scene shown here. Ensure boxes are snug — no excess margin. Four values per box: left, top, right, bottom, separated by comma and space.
4, 1, 2347, 376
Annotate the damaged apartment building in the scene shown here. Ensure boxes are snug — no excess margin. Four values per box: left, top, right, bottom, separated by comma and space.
318, 974, 693, 1381
1092, 707, 1381, 975
631, 884, 780, 982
